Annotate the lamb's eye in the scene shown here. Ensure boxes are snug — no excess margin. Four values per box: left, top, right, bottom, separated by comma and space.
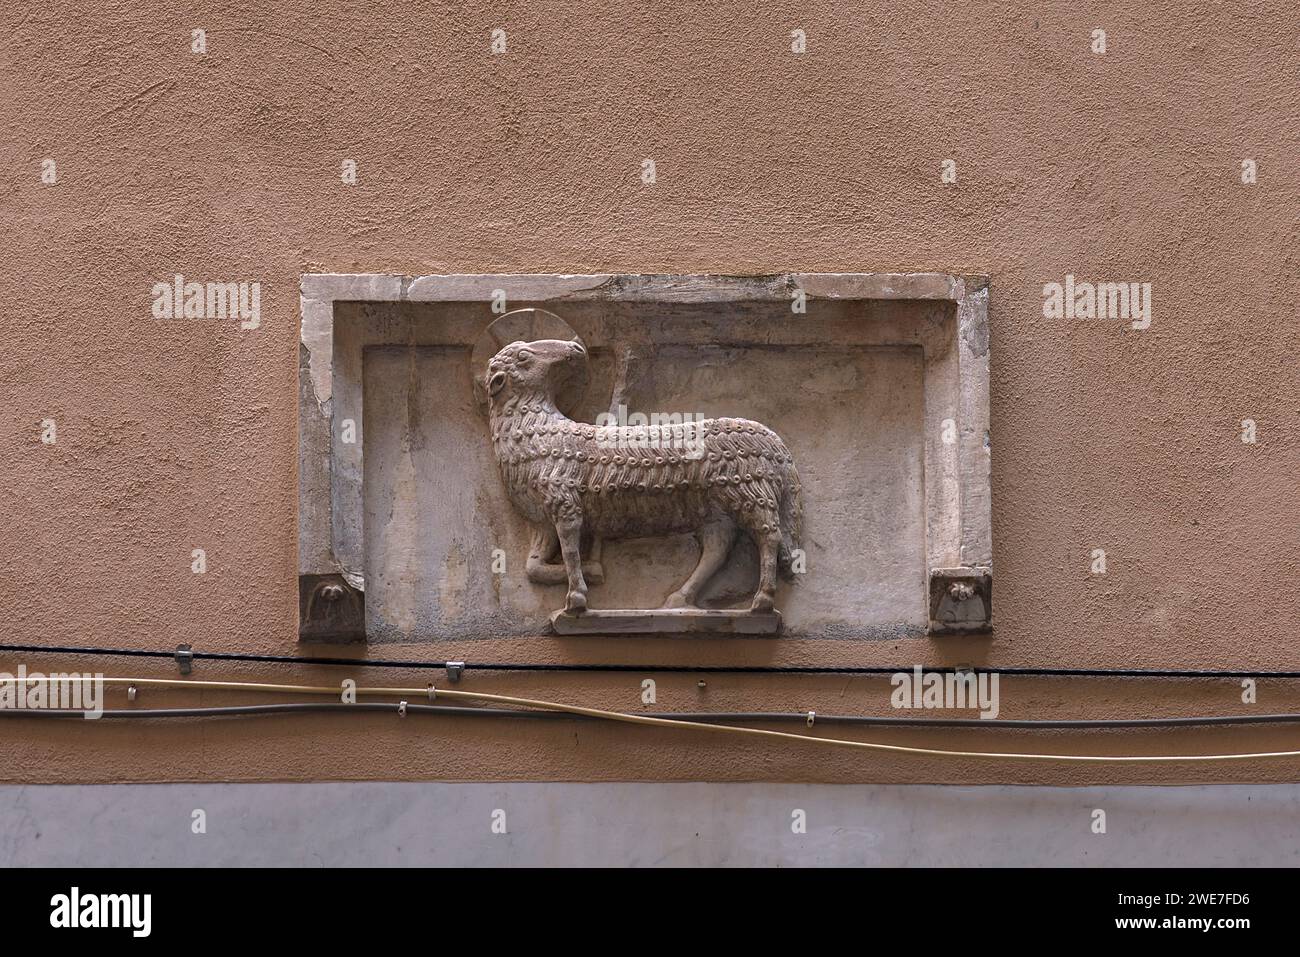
516, 350, 533, 363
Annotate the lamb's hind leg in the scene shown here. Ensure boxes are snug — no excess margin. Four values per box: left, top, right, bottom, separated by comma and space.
525, 526, 561, 583
555, 515, 588, 613
526, 525, 604, 585
749, 523, 783, 614
663, 516, 736, 609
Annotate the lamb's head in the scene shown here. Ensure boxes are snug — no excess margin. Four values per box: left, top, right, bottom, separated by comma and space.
485, 338, 588, 408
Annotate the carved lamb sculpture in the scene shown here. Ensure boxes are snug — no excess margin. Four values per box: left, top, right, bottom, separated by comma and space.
484, 338, 803, 618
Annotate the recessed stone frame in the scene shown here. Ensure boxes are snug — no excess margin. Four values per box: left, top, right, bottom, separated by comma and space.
298, 273, 992, 641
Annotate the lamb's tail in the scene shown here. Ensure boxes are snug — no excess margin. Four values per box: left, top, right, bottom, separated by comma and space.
776, 460, 803, 581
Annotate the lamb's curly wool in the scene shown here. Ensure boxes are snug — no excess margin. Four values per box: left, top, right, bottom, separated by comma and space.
485, 338, 802, 612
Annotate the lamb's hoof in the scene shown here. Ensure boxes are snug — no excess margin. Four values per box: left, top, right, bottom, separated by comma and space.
565, 591, 588, 614
581, 562, 605, 586
750, 593, 775, 614
661, 590, 695, 609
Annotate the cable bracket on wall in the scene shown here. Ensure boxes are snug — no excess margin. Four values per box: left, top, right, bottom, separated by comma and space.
174, 644, 194, 676
446, 662, 465, 683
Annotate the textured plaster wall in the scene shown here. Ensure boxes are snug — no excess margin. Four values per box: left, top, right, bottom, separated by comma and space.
0, 1, 1297, 785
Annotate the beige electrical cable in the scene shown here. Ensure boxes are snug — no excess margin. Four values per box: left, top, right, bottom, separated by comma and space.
7, 674, 1300, 763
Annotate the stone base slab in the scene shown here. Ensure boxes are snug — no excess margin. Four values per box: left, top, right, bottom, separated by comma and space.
550, 607, 782, 635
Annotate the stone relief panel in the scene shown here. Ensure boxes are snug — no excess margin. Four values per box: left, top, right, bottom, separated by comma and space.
299, 274, 991, 642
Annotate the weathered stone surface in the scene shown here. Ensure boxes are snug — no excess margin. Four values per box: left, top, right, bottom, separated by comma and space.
360, 309, 928, 640
299, 274, 992, 642
550, 608, 781, 635
928, 566, 992, 633
298, 573, 365, 643
300, 273, 404, 303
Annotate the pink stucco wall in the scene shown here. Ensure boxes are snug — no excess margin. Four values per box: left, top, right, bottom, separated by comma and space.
1, 1, 1297, 784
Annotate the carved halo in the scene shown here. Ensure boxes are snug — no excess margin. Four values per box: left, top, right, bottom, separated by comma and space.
470, 307, 589, 415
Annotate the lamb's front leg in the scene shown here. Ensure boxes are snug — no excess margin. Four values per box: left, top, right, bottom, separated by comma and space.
555, 515, 588, 613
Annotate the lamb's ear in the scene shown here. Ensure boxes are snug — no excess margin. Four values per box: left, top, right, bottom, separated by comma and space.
487, 370, 508, 396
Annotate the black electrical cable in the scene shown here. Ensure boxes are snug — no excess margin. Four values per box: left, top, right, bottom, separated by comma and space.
0, 642, 1291, 679
5, 702, 1300, 729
